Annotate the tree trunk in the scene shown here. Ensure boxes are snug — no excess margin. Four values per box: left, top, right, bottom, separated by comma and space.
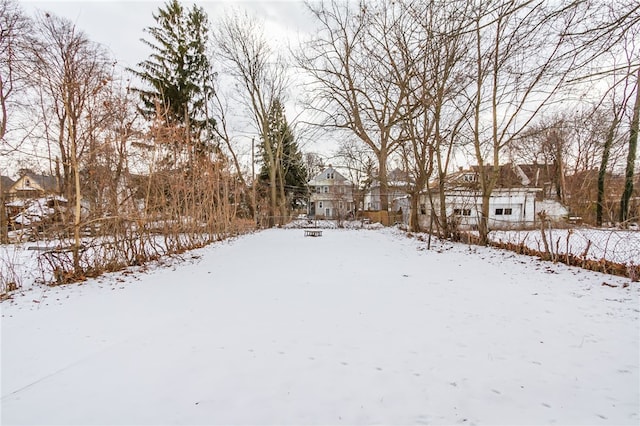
620, 68, 639, 223
70, 129, 82, 274
0, 177, 7, 244
478, 190, 491, 245
434, 173, 449, 238
378, 151, 389, 211
409, 191, 420, 233
597, 116, 618, 226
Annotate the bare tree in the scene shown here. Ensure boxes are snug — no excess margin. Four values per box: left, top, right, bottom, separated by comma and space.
334, 138, 375, 216
213, 10, 289, 226
467, 0, 586, 244
298, 0, 415, 213
0, 0, 31, 243
620, 67, 639, 224
28, 12, 111, 273
395, 0, 472, 234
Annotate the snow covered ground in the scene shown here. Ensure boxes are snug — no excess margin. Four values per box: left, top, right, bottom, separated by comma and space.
489, 228, 640, 265
1, 228, 639, 425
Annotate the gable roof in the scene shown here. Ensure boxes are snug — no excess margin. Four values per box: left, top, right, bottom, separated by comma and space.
11, 173, 59, 193
308, 165, 352, 186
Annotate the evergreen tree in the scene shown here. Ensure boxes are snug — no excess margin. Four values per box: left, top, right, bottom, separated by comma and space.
259, 99, 307, 210
129, 0, 214, 141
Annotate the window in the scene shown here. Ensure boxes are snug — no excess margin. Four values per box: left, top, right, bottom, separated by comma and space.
495, 208, 503, 215
339, 202, 343, 209
318, 201, 323, 209
324, 186, 329, 193
327, 172, 334, 179
462, 174, 477, 183
24, 179, 30, 187
504, 208, 512, 215
420, 204, 426, 215
454, 208, 471, 216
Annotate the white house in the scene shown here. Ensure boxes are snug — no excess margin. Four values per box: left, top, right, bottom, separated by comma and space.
307, 165, 354, 219
416, 165, 565, 230
418, 187, 540, 230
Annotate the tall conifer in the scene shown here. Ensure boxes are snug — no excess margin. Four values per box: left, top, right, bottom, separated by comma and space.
130, 0, 214, 139
259, 99, 307, 209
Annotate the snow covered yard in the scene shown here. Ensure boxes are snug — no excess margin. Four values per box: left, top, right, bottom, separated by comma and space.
489, 228, 640, 266
1, 228, 638, 425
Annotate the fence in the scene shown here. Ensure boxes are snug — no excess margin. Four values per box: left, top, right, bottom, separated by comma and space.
486, 225, 640, 280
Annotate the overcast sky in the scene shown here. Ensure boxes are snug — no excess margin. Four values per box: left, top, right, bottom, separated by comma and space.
13, 1, 337, 171
21, 0, 315, 71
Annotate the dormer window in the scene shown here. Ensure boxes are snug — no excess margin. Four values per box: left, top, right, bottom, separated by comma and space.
462, 174, 477, 183
327, 172, 334, 179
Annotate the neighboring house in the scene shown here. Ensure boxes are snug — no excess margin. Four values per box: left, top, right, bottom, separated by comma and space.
417, 163, 567, 230
8, 171, 60, 201
363, 168, 411, 211
427, 187, 540, 230
1, 175, 15, 197
307, 165, 354, 219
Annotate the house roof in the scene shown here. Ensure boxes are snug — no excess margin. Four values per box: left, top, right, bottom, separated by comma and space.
1, 176, 15, 191
308, 165, 352, 186
369, 168, 413, 189
518, 163, 558, 187
429, 163, 558, 191
28, 173, 58, 191
13, 173, 59, 192
468, 163, 530, 188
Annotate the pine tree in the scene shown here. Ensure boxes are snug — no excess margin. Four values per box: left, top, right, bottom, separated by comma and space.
259, 99, 308, 210
129, 0, 214, 141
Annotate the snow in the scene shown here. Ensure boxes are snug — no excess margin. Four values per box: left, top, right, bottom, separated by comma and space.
10, 198, 55, 226
1, 228, 639, 425
490, 228, 640, 265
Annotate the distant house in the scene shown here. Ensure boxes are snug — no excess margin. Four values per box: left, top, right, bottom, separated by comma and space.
417, 164, 568, 230
8, 171, 60, 201
307, 165, 354, 219
363, 168, 411, 211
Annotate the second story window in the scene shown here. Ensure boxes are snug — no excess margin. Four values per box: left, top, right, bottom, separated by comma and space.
324, 186, 329, 193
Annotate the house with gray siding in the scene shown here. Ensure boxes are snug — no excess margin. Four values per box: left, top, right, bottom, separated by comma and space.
307, 166, 354, 219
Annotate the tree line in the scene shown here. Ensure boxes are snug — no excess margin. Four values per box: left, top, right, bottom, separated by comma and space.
1, 0, 638, 263
0, 0, 308, 281
298, 0, 638, 243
